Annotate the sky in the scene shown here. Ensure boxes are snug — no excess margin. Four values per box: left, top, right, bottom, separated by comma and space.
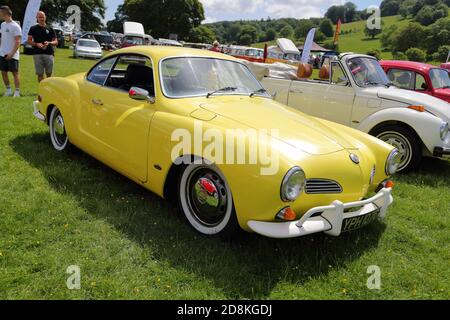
104, 0, 382, 23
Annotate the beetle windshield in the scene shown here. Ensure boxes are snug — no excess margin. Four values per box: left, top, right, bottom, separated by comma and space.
430, 69, 450, 89
160, 57, 270, 98
347, 57, 390, 87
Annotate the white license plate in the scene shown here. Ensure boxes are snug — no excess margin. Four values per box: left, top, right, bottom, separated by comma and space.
342, 209, 380, 232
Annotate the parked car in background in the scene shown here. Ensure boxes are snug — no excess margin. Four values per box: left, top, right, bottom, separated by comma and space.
122, 22, 145, 48
33, 46, 397, 239
73, 39, 103, 59
82, 32, 115, 51
260, 53, 450, 172
381, 60, 450, 103
228, 45, 265, 63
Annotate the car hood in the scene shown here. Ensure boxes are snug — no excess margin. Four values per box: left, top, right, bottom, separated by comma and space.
200, 97, 358, 155
376, 86, 450, 121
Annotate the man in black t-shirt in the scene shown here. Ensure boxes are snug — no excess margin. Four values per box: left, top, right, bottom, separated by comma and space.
27, 11, 58, 82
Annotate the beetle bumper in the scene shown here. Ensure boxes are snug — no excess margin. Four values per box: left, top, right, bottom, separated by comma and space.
247, 188, 393, 239
433, 146, 450, 157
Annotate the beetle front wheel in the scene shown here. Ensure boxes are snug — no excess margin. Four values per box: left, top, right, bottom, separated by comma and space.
177, 164, 239, 237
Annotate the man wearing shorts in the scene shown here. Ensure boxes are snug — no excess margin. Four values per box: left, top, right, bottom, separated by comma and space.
0, 6, 22, 97
27, 11, 57, 83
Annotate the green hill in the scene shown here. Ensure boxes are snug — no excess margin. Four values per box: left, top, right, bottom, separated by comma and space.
252, 15, 410, 60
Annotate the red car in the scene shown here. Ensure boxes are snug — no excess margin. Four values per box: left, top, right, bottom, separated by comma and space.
380, 60, 450, 103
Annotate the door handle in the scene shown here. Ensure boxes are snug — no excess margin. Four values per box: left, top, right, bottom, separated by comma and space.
92, 98, 104, 106
289, 89, 303, 94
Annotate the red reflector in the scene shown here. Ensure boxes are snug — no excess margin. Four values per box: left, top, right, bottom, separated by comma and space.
129, 89, 136, 96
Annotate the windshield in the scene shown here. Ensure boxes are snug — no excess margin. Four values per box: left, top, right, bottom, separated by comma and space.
430, 69, 450, 89
78, 40, 99, 48
347, 57, 390, 87
124, 36, 144, 45
161, 57, 270, 98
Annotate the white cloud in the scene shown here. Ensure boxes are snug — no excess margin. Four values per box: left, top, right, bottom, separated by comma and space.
201, 0, 264, 14
265, 0, 340, 18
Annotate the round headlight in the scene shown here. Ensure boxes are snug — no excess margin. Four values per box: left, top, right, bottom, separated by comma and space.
386, 149, 401, 175
440, 122, 449, 141
281, 167, 306, 202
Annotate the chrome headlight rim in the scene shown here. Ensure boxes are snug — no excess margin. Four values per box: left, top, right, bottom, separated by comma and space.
440, 122, 449, 141
281, 166, 306, 202
386, 149, 401, 176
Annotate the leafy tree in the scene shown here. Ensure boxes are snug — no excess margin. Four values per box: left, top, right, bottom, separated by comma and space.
314, 30, 326, 42
1, 0, 106, 31
240, 25, 258, 43
390, 22, 426, 53
186, 26, 216, 44
366, 49, 382, 59
405, 47, 427, 62
295, 20, 315, 39
415, 4, 448, 26
265, 28, 277, 41
279, 25, 294, 39
319, 19, 334, 38
120, 0, 204, 39
364, 20, 384, 39
107, 4, 127, 33
380, 0, 401, 17
343, 2, 357, 22
432, 45, 450, 61
424, 17, 450, 54
228, 23, 242, 43
322, 40, 339, 51
239, 34, 253, 45
380, 24, 398, 49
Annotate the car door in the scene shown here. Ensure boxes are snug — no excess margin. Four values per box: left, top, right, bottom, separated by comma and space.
85, 54, 156, 182
321, 62, 356, 126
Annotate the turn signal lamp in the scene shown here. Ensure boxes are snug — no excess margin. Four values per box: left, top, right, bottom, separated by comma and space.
385, 180, 395, 189
276, 207, 297, 221
408, 105, 426, 112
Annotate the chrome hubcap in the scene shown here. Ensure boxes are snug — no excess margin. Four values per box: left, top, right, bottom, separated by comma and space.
378, 132, 411, 171
186, 168, 228, 227
52, 111, 67, 146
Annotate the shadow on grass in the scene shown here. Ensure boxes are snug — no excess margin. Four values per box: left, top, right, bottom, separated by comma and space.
11, 133, 392, 299
395, 157, 450, 189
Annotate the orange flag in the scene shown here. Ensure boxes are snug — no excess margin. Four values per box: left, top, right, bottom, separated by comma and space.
334, 18, 342, 45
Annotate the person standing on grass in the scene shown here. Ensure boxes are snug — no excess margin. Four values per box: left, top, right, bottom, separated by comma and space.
27, 11, 57, 83
0, 6, 22, 97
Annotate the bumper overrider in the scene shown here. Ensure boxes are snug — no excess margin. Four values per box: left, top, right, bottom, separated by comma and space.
248, 188, 393, 239
434, 146, 450, 157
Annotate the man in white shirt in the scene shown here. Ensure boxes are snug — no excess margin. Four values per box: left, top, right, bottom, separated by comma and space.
0, 6, 22, 97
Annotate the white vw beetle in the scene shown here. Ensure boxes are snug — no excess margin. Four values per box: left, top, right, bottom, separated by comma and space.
260, 53, 450, 171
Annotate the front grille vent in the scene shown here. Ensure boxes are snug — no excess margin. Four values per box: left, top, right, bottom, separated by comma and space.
305, 179, 343, 194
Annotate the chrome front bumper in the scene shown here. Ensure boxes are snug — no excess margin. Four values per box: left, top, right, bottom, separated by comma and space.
33, 100, 45, 122
247, 188, 393, 239
433, 146, 450, 157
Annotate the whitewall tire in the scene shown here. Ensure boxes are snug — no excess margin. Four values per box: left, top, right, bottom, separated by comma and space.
49, 107, 70, 151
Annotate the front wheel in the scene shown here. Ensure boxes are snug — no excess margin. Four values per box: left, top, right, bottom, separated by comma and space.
177, 163, 239, 237
49, 106, 71, 151
372, 125, 422, 172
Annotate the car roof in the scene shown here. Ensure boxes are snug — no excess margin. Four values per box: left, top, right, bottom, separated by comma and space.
108, 46, 238, 62
380, 60, 438, 72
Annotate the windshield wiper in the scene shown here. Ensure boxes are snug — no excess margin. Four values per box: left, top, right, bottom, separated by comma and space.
206, 86, 237, 98
250, 88, 268, 98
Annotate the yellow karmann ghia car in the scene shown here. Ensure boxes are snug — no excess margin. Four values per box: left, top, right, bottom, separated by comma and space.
33, 46, 400, 239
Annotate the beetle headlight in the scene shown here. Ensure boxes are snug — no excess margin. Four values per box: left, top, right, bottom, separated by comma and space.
440, 122, 449, 141
281, 167, 306, 202
386, 149, 401, 175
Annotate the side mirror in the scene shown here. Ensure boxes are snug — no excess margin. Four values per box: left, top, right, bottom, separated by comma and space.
129, 87, 155, 104
421, 83, 429, 91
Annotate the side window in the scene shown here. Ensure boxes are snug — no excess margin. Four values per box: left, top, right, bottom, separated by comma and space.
415, 73, 427, 91
387, 69, 414, 90
331, 62, 349, 85
104, 55, 154, 96
87, 57, 117, 85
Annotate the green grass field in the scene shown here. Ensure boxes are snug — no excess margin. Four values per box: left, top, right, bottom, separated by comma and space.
0, 48, 449, 300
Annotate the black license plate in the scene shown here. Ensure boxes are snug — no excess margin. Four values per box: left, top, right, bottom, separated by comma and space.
342, 209, 380, 232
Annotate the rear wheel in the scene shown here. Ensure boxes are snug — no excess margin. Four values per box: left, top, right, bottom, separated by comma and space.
372, 125, 422, 172
177, 163, 239, 237
49, 107, 71, 151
